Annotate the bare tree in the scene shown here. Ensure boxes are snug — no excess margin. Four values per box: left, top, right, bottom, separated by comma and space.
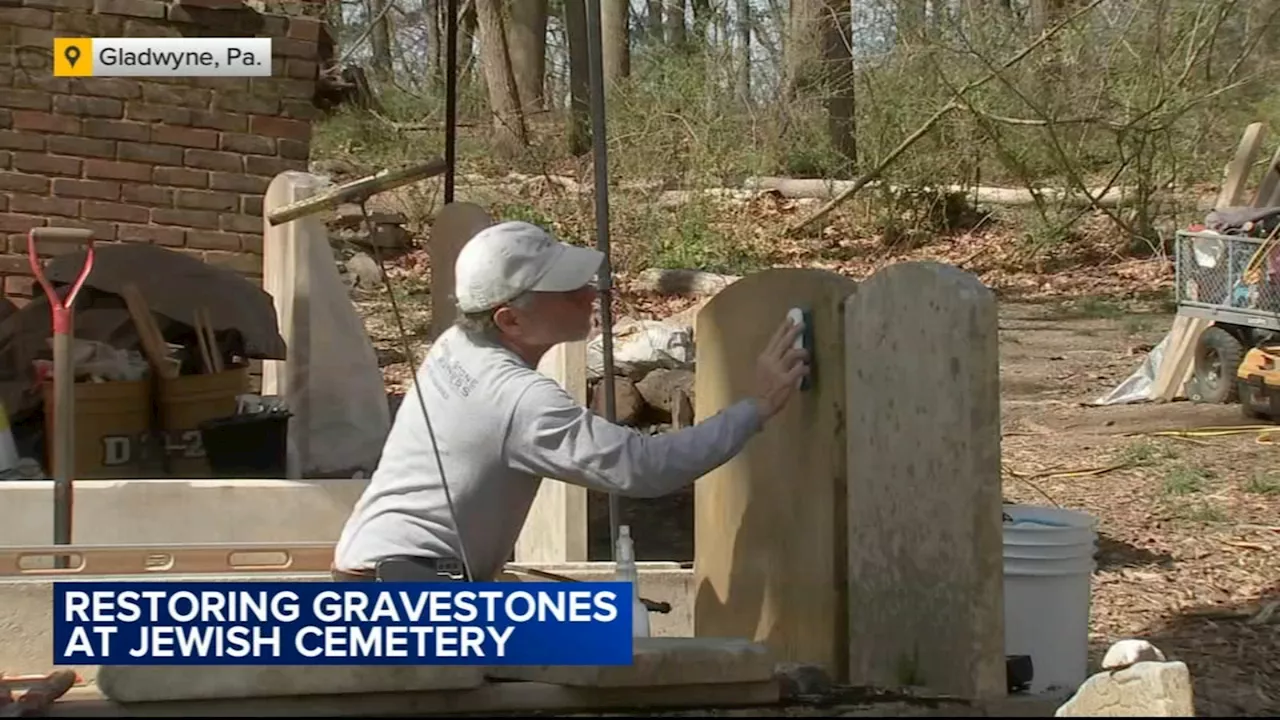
564, 0, 591, 155
508, 0, 549, 112
475, 0, 528, 157
603, 0, 631, 84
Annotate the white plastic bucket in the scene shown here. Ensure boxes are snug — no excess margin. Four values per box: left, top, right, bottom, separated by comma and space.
1002, 504, 1097, 694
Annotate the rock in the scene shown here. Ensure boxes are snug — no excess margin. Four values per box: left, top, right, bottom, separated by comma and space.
1054, 661, 1194, 717
345, 252, 382, 288
587, 319, 695, 379
672, 387, 693, 429
635, 368, 696, 420
589, 376, 645, 426
632, 268, 741, 297
773, 662, 833, 700
1102, 639, 1167, 670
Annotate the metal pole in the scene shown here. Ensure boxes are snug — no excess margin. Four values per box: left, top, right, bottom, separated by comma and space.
584, 0, 620, 558
443, 0, 459, 204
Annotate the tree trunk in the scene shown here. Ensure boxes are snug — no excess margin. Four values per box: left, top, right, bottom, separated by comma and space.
367, 0, 394, 79
475, 0, 528, 157
508, 0, 548, 113
821, 0, 855, 163
602, 0, 630, 84
666, 0, 687, 50
563, 0, 591, 156
459, 1, 479, 84
896, 0, 927, 45
691, 0, 711, 46
735, 0, 750, 101
424, 0, 441, 84
645, 0, 664, 43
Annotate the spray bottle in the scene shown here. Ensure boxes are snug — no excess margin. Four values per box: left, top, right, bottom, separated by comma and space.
614, 525, 650, 638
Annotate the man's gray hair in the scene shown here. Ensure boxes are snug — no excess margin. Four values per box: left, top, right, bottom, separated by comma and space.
453, 292, 535, 340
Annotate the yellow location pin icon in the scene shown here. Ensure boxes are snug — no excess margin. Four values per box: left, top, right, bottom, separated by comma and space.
53, 38, 92, 77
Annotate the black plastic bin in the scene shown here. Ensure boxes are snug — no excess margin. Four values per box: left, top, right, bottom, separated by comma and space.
199, 411, 291, 479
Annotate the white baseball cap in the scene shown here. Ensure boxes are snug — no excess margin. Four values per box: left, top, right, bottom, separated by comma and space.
454, 221, 604, 313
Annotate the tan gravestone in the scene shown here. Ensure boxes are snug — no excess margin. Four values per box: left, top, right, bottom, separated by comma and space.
844, 261, 1005, 700
693, 268, 858, 679
428, 202, 493, 340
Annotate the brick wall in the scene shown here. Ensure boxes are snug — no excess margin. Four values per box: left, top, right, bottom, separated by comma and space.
0, 0, 327, 302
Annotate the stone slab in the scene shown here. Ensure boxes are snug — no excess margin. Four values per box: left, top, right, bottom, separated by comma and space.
486, 637, 776, 687
96, 664, 485, 703
844, 261, 1005, 700
0, 479, 365, 547
1054, 661, 1194, 717
427, 202, 492, 340
692, 268, 858, 678
50, 679, 781, 717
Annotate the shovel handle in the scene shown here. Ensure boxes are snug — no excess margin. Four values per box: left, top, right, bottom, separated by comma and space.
27, 228, 96, 335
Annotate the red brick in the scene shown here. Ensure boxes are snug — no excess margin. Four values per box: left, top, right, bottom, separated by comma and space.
0, 110, 10, 130
240, 232, 263, 254
152, 125, 218, 149
0, 172, 48, 194
26, 0, 97, 12
12, 152, 80, 176
284, 59, 318, 81
175, 0, 245, 8
85, 159, 152, 182
287, 16, 322, 42
52, 178, 120, 200
151, 207, 219, 229
6, 276, 35, 296
220, 132, 274, 155
212, 92, 277, 115
94, 0, 166, 18
117, 222, 184, 246
277, 138, 309, 160
72, 77, 142, 100
122, 18, 181, 38
0, 7, 53, 27
48, 136, 115, 159
0, 89, 50, 111
245, 154, 304, 176
153, 166, 208, 188
175, 188, 237, 212
119, 141, 183, 166
38, 218, 117, 241
202, 249, 260, 275
0, 151, 8, 170
82, 200, 149, 223
12, 110, 79, 135
0, 213, 46, 233
208, 172, 267, 194
0, 131, 44, 152
255, 78, 314, 100
125, 102, 192, 125
186, 230, 241, 251
190, 110, 246, 133
14, 47, 53, 71
15, 27, 54, 49
82, 118, 149, 142
193, 77, 249, 92
53, 95, 125, 118
53, 11, 124, 35
220, 213, 261, 234
0, 257, 34, 276
240, 195, 263, 216
184, 149, 242, 173
9, 194, 78, 218
279, 99, 320, 122
140, 83, 212, 109
272, 37, 316, 59
121, 183, 173, 206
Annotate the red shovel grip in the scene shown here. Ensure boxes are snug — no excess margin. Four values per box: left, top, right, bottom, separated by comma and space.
27, 227, 96, 336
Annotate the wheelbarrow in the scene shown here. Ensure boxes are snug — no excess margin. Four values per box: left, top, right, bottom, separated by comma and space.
27, 227, 96, 561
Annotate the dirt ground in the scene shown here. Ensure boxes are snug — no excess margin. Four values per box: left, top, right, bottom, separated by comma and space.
358, 272, 1279, 717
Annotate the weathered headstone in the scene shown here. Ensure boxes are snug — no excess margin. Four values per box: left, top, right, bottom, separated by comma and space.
844, 261, 1005, 699
1054, 661, 1195, 717
427, 202, 492, 340
693, 268, 858, 679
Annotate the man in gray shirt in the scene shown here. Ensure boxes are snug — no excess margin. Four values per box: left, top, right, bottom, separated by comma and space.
332, 220, 809, 582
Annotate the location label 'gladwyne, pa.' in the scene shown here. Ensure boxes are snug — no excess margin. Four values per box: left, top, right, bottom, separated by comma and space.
53, 37, 273, 77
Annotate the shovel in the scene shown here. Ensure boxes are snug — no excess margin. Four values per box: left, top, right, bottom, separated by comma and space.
28, 227, 96, 563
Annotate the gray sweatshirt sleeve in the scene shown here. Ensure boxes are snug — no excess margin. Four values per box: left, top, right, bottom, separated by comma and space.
503, 376, 764, 498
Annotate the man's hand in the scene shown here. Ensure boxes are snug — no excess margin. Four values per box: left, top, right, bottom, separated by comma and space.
754, 316, 810, 421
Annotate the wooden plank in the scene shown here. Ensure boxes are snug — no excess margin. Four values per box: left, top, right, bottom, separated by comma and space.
1252, 144, 1280, 207
1155, 122, 1267, 402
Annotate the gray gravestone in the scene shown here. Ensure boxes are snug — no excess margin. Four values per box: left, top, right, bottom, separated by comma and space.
844, 261, 1006, 700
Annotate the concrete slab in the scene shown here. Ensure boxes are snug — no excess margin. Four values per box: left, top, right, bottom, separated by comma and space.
486, 637, 776, 687
49, 679, 781, 717
96, 663, 485, 703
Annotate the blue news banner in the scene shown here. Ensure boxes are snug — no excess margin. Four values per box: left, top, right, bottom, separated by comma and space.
53, 582, 635, 666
